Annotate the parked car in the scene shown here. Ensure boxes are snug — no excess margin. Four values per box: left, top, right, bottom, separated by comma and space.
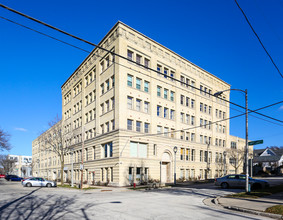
22, 177, 57, 187
5, 175, 21, 181
10, 176, 23, 181
0, 174, 5, 178
215, 174, 269, 190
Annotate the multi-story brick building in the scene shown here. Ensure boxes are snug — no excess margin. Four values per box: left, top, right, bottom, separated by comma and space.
32, 21, 251, 186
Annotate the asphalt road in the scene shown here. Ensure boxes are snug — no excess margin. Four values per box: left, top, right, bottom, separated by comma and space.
0, 178, 278, 220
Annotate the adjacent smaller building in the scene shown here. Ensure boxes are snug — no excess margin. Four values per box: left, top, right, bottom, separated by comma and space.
8, 155, 32, 177
253, 147, 283, 175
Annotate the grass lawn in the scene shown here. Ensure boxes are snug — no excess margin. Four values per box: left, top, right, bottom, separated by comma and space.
227, 184, 283, 199
265, 205, 283, 215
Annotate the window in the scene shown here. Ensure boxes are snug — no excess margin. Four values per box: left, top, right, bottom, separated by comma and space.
106, 122, 110, 132
191, 133, 195, 142
157, 86, 161, 97
191, 149, 195, 161
153, 144, 157, 155
191, 99, 195, 108
136, 99, 142, 111
101, 103, 104, 114
112, 120, 115, 130
127, 119, 133, 130
106, 100, 109, 112
144, 81, 149, 92
136, 78, 141, 90
144, 123, 149, 133
127, 75, 133, 87
157, 126, 162, 134
170, 71, 175, 80
144, 58, 149, 68
106, 80, 110, 91
231, 141, 237, 149
127, 96, 133, 109
164, 89, 168, 99
157, 65, 161, 73
93, 147, 96, 159
130, 142, 147, 158
191, 116, 195, 125
186, 149, 189, 160
186, 97, 190, 107
164, 107, 168, 118
181, 76, 185, 86
136, 54, 142, 64
103, 142, 113, 158
186, 78, 190, 87
101, 61, 105, 72
200, 103, 203, 112
157, 105, 162, 116
127, 50, 133, 60
181, 95, 184, 105
200, 135, 203, 143
144, 101, 149, 113
191, 81, 195, 90
186, 114, 190, 124
106, 56, 110, 67
164, 68, 168, 78
111, 75, 115, 87
136, 121, 141, 132
200, 150, 203, 162
164, 127, 169, 137
181, 148, 184, 160
180, 113, 184, 123
101, 83, 104, 94
170, 91, 174, 101
170, 109, 175, 120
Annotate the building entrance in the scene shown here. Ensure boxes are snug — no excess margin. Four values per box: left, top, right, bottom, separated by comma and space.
161, 152, 172, 183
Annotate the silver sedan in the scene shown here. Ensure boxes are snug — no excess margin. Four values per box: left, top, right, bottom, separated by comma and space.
22, 177, 57, 187
215, 174, 269, 190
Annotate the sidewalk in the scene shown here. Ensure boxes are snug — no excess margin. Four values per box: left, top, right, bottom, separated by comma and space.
216, 192, 283, 219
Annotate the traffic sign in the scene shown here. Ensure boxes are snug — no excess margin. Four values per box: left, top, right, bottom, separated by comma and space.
248, 140, 263, 146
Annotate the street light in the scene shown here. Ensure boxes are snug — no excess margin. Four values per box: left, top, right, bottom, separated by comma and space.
214, 88, 249, 193
173, 146, 178, 185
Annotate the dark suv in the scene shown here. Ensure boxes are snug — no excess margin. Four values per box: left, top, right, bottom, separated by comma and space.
5, 175, 19, 181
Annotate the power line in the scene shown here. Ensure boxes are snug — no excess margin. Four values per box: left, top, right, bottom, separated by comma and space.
1, 3, 283, 124
0, 16, 91, 53
234, 0, 283, 79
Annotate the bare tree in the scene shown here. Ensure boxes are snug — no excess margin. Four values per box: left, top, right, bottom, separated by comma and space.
0, 128, 11, 151
41, 116, 72, 185
226, 148, 245, 174
0, 155, 16, 174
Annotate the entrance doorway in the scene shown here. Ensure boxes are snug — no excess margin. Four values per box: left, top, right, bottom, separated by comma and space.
161, 152, 172, 183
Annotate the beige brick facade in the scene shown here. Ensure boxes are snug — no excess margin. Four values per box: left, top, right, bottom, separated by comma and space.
32, 21, 251, 186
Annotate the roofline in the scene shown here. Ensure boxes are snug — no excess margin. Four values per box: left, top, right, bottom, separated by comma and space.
61, 21, 231, 89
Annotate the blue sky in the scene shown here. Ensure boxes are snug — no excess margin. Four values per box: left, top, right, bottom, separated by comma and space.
0, 0, 282, 156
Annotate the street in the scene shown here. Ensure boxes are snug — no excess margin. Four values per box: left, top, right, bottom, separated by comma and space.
0, 178, 275, 220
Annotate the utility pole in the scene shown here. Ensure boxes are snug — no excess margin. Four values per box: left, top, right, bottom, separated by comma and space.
245, 89, 249, 193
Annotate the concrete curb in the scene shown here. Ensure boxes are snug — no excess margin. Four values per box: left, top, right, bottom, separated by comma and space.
216, 197, 283, 219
